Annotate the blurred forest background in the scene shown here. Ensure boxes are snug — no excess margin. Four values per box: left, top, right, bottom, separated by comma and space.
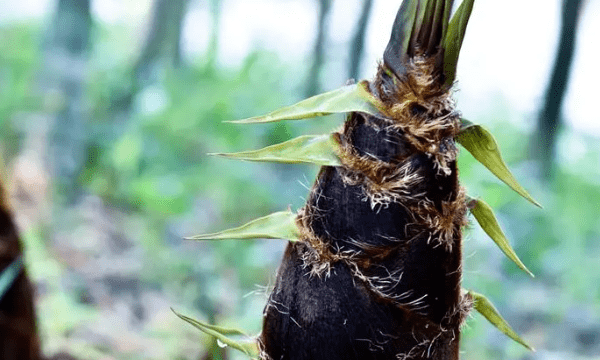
1, 0, 599, 359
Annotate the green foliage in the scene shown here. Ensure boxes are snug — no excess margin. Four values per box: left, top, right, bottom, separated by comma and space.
443, 0, 475, 87
230, 81, 379, 124
468, 197, 534, 277
382, 0, 419, 78
212, 134, 341, 166
0, 24, 41, 114
190, 210, 300, 242
457, 119, 541, 207
20, 227, 99, 355
173, 309, 259, 359
83, 55, 307, 220
0, 24, 43, 157
457, 116, 600, 358
469, 291, 533, 351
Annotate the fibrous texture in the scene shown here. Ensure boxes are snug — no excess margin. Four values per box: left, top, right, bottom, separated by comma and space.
259, 53, 468, 360
186, 0, 538, 358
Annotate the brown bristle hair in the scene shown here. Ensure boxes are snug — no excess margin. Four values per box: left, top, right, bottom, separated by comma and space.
260, 31, 468, 360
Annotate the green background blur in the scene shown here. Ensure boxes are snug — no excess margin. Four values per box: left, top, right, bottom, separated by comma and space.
1, 0, 599, 359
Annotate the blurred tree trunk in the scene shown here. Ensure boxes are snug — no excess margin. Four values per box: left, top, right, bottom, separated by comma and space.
107, 0, 189, 118
306, 0, 333, 97
348, 0, 373, 81
46, 0, 92, 204
533, 0, 584, 178
205, 0, 222, 72
106, 0, 190, 165
260, 1, 471, 358
134, 0, 189, 87
0, 183, 41, 360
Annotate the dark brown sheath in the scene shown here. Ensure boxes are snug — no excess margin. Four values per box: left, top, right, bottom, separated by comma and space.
0, 186, 41, 360
259, 1, 470, 359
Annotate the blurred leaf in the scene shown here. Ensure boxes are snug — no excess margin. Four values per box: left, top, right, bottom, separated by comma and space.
211, 134, 341, 166
229, 81, 380, 124
130, 174, 188, 215
457, 119, 541, 207
443, 0, 475, 87
0, 256, 23, 301
468, 291, 534, 351
172, 309, 259, 358
468, 197, 534, 277
111, 132, 142, 172
188, 210, 300, 241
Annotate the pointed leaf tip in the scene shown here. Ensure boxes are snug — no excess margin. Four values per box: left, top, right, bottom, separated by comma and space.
188, 210, 300, 241
172, 308, 259, 358
229, 82, 381, 124
457, 119, 542, 208
210, 134, 341, 166
468, 196, 534, 277
384, 0, 418, 78
468, 291, 535, 351
443, 0, 475, 87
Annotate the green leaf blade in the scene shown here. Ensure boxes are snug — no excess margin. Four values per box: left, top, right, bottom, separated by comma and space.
210, 134, 341, 166
172, 309, 259, 358
383, 0, 420, 77
441, 0, 453, 41
190, 322, 249, 337
469, 291, 534, 351
457, 119, 541, 208
411, 0, 429, 50
229, 82, 380, 124
468, 197, 534, 277
443, 0, 475, 87
188, 210, 300, 241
